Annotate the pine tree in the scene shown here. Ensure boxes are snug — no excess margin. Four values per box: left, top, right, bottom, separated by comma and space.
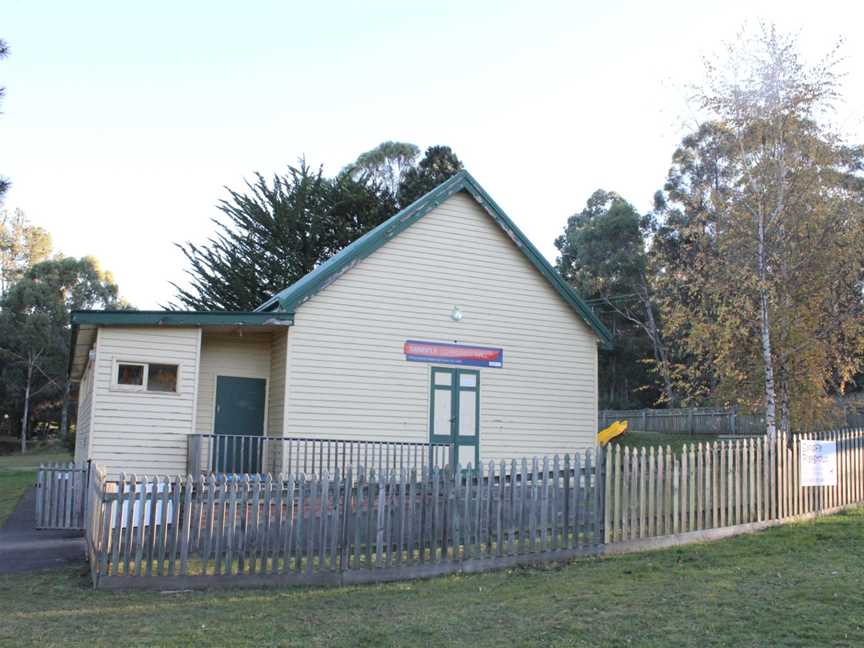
172, 161, 397, 311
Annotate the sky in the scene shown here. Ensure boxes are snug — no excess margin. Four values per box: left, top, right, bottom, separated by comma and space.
1, 0, 862, 308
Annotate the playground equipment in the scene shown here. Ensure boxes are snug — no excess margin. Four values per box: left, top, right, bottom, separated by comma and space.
597, 419, 628, 446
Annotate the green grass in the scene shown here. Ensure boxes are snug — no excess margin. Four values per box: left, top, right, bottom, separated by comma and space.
1, 509, 862, 647
612, 431, 723, 453
0, 448, 72, 526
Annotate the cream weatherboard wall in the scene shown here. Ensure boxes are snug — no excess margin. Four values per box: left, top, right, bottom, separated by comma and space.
266, 329, 289, 473
194, 332, 273, 436
267, 329, 288, 440
283, 191, 599, 462
88, 327, 201, 476
73, 357, 95, 464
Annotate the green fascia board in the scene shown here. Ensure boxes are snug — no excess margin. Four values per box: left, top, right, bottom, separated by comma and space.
70, 310, 295, 327
256, 170, 614, 349
67, 310, 294, 380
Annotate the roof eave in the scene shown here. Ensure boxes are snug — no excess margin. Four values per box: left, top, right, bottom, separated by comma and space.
70, 310, 295, 327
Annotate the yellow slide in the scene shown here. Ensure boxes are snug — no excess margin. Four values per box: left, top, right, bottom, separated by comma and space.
597, 420, 628, 446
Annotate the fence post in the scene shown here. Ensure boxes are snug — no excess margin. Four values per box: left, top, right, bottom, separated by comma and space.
603, 446, 612, 544
187, 435, 202, 475
593, 447, 604, 548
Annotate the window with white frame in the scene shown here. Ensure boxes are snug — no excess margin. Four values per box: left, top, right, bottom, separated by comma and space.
114, 361, 179, 393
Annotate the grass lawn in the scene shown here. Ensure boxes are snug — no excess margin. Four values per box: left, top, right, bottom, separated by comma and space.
0, 448, 72, 526
612, 431, 724, 453
0, 508, 862, 646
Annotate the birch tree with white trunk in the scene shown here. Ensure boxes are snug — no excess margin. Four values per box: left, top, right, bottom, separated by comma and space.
657, 25, 864, 439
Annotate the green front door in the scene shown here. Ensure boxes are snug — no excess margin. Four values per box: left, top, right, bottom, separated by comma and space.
429, 367, 480, 468
213, 375, 267, 474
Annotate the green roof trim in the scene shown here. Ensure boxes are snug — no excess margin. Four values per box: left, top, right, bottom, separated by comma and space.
71, 310, 294, 327
67, 310, 294, 378
256, 170, 613, 349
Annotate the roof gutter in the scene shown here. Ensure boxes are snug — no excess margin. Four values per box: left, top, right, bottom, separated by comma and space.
70, 310, 295, 327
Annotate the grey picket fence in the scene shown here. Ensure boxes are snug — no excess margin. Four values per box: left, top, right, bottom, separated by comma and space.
82, 428, 864, 590
599, 407, 765, 436
86, 450, 605, 589
186, 434, 450, 478
35, 462, 90, 530
604, 428, 864, 546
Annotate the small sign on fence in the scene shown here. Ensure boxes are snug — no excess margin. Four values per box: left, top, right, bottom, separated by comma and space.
112, 481, 173, 528
800, 440, 837, 486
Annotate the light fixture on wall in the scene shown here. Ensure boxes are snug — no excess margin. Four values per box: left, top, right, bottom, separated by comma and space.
451, 305, 463, 322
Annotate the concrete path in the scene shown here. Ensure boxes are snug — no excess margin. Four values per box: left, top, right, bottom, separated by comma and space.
0, 487, 85, 574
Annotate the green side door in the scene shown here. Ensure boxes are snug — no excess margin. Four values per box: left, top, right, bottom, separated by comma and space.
429, 367, 480, 468
212, 375, 267, 474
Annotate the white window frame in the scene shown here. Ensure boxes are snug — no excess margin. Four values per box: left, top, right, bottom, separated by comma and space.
111, 359, 181, 395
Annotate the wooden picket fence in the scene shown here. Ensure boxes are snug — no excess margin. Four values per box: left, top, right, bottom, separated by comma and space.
604, 428, 864, 547
35, 462, 90, 530
86, 451, 605, 589
86, 462, 108, 576
81, 428, 864, 590
599, 407, 765, 436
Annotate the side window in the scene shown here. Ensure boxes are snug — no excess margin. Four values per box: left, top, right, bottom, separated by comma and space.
113, 361, 179, 393
116, 363, 145, 387
147, 364, 178, 392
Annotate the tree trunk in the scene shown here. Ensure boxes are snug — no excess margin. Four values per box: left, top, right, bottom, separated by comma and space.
756, 210, 778, 440
640, 284, 677, 407
778, 364, 791, 442
20, 361, 32, 454
59, 379, 71, 440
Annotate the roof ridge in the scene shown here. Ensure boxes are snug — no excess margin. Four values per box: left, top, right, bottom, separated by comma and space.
256, 171, 613, 348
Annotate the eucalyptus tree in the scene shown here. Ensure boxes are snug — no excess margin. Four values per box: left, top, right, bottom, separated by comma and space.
344, 141, 419, 197
0, 209, 52, 297
0, 39, 10, 201
0, 257, 122, 450
556, 190, 674, 408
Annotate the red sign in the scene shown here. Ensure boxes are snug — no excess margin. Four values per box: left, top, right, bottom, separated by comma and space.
403, 340, 503, 368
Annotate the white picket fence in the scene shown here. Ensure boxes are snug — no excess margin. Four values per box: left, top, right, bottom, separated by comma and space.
604, 429, 864, 547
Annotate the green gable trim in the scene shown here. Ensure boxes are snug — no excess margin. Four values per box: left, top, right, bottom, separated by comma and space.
71, 310, 294, 327
256, 170, 613, 349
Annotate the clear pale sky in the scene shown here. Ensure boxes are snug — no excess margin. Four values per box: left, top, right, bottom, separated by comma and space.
1, 1, 862, 308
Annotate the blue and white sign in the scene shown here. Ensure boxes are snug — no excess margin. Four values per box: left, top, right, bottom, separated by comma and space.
800, 440, 837, 487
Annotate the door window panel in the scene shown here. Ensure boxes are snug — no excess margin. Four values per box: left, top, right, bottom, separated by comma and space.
434, 371, 453, 387
459, 373, 477, 388
457, 444, 475, 467
433, 390, 452, 437
459, 391, 477, 437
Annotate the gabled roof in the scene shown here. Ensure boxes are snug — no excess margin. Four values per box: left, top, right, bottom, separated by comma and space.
256, 170, 613, 349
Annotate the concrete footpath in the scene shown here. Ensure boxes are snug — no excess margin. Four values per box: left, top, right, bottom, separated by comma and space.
0, 487, 86, 574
